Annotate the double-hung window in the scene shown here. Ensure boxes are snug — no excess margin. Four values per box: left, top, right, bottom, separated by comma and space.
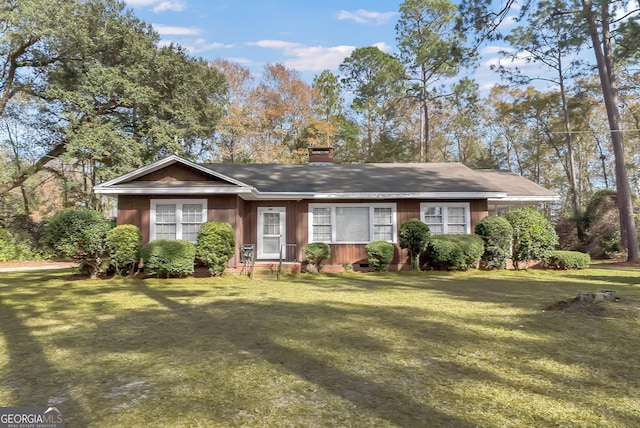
309, 203, 396, 243
420, 202, 470, 235
150, 199, 207, 243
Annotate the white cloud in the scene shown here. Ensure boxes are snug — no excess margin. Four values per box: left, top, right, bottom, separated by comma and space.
372, 42, 392, 53
337, 9, 398, 25
248, 40, 302, 49
249, 39, 356, 72
153, 1, 186, 13
126, 0, 185, 13
182, 40, 233, 54
152, 23, 201, 35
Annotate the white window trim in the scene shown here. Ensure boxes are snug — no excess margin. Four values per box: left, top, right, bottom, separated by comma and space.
308, 203, 397, 244
150, 199, 208, 242
420, 202, 471, 235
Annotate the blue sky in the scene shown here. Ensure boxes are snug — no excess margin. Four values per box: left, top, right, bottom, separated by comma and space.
123, 0, 540, 93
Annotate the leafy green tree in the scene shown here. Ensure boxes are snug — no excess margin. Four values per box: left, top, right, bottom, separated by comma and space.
505, 207, 558, 270
399, 218, 430, 270
42, 207, 112, 278
396, 0, 474, 162
457, 0, 640, 262
196, 221, 236, 277
498, 0, 586, 241
106, 224, 142, 276
475, 215, 513, 269
339, 46, 407, 161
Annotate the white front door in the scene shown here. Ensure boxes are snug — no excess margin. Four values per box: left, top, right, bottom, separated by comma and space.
257, 207, 286, 259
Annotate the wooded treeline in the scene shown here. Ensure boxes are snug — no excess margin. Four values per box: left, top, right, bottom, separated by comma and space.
2, 0, 640, 256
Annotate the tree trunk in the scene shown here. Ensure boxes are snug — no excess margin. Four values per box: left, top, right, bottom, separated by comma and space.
581, 0, 640, 261
557, 55, 585, 242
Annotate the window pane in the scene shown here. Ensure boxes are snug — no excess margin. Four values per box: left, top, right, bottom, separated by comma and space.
182, 204, 203, 223
263, 236, 280, 255
429, 224, 444, 235
156, 204, 176, 223
374, 225, 393, 241
156, 223, 176, 240
447, 224, 466, 234
336, 207, 369, 242
312, 207, 332, 241
263, 213, 280, 235
447, 207, 466, 224
374, 207, 392, 224
424, 206, 443, 223
182, 223, 200, 242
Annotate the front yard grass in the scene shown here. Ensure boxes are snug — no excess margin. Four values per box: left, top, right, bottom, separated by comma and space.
1, 265, 639, 427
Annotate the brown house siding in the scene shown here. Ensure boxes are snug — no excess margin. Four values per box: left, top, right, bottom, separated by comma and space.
116, 195, 489, 270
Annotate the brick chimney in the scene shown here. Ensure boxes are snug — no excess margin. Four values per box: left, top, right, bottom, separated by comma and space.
308, 147, 334, 165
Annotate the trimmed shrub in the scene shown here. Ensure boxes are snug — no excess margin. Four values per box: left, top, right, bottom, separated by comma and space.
399, 218, 430, 270
42, 208, 112, 278
196, 221, 236, 276
505, 207, 558, 270
365, 240, 395, 272
303, 242, 331, 273
422, 235, 484, 271
543, 250, 591, 270
475, 215, 513, 269
106, 224, 142, 276
140, 239, 196, 278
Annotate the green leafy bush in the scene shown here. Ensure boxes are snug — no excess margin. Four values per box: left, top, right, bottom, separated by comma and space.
422, 235, 484, 271
140, 239, 196, 278
505, 207, 559, 270
106, 224, 142, 276
303, 242, 331, 273
399, 218, 430, 270
475, 215, 513, 269
543, 251, 591, 270
365, 240, 395, 272
42, 208, 112, 278
0, 228, 14, 262
196, 221, 236, 276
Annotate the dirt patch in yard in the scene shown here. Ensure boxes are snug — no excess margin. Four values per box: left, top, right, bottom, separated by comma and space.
543, 295, 640, 318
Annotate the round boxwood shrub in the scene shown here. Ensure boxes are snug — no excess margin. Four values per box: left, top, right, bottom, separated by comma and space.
543, 250, 591, 270
399, 218, 430, 270
303, 242, 331, 273
475, 215, 513, 269
505, 207, 559, 270
196, 221, 236, 276
422, 235, 484, 271
42, 208, 112, 279
106, 224, 142, 276
140, 239, 196, 278
365, 240, 395, 272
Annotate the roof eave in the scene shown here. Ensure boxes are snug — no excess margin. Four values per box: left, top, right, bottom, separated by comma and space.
241, 191, 507, 200
94, 186, 253, 195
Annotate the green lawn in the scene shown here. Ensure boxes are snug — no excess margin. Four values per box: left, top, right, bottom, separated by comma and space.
1, 266, 639, 427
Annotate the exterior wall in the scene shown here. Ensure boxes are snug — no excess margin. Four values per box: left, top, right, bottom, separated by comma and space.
117, 195, 490, 271
117, 194, 244, 266
240, 198, 490, 269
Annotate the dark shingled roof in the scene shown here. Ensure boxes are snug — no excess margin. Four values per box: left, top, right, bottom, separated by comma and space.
474, 169, 558, 198
199, 162, 504, 194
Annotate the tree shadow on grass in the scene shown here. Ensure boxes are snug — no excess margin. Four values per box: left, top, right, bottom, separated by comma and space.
0, 297, 89, 426
125, 282, 476, 427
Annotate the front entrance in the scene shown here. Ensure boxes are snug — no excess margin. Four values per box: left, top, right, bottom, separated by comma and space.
257, 207, 286, 259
